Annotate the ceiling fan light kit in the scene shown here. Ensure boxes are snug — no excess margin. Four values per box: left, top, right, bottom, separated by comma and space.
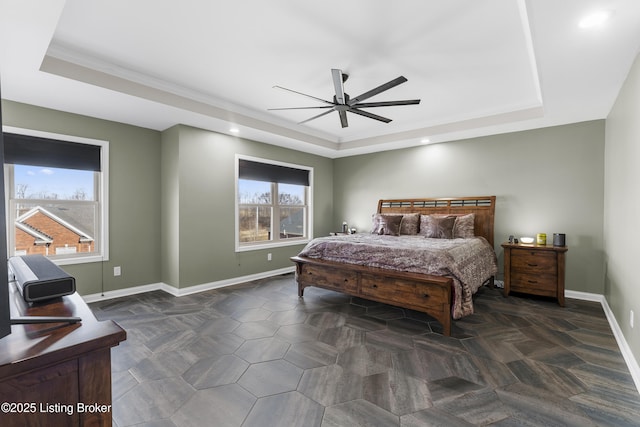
270, 69, 421, 128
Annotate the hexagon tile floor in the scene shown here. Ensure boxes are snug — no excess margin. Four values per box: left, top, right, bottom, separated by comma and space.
88, 273, 640, 426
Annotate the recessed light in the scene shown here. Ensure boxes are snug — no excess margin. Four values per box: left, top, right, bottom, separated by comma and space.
230, 127, 240, 134
420, 138, 431, 144
579, 10, 612, 29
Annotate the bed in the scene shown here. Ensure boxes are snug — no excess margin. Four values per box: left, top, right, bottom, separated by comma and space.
290, 196, 497, 336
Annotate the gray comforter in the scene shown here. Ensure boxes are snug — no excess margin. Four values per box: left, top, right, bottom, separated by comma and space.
297, 234, 498, 319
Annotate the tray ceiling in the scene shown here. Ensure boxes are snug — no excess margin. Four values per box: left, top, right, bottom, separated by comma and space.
2, 0, 640, 157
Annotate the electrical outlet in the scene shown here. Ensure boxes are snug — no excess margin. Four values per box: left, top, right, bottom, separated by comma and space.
267, 253, 272, 261
114, 266, 121, 276
631, 310, 635, 328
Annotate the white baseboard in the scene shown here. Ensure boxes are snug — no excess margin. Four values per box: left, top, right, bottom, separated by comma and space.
567, 290, 640, 394
81, 266, 295, 303
565, 289, 605, 303
159, 266, 296, 297
599, 296, 640, 393
83, 273, 639, 394
82, 282, 166, 303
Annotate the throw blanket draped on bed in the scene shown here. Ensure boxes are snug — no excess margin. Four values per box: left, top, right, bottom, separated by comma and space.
297, 235, 498, 319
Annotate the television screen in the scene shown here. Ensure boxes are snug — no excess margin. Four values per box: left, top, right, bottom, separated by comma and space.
0, 78, 11, 339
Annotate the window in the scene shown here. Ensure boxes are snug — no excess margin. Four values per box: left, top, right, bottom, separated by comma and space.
3, 127, 109, 265
236, 156, 312, 251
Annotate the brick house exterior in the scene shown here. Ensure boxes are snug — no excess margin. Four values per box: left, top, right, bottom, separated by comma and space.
15, 207, 94, 256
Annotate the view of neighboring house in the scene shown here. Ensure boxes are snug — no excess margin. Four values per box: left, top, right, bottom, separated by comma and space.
14, 206, 94, 256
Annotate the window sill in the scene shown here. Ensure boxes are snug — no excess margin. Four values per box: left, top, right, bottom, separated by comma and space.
236, 238, 310, 253
50, 255, 107, 266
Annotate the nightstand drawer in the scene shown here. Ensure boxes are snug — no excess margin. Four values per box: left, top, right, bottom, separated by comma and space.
511, 271, 557, 293
511, 249, 556, 274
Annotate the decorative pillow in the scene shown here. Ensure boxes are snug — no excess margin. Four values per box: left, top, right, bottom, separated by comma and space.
371, 213, 419, 235
371, 214, 382, 233
418, 214, 435, 236
399, 213, 420, 235
453, 213, 475, 238
420, 215, 456, 239
371, 214, 403, 236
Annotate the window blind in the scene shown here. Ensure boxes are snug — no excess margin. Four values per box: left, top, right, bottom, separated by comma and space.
239, 159, 309, 186
4, 133, 101, 171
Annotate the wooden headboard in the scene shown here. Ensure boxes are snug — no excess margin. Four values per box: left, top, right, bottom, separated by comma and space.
377, 196, 496, 247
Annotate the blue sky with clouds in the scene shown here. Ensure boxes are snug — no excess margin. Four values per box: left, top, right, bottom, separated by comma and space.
14, 165, 94, 200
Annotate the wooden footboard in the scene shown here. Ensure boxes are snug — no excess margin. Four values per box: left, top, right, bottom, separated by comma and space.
291, 255, 453, 336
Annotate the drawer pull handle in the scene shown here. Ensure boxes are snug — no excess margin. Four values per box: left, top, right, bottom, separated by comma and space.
527, 263, 538, 267
344, 279, 349, 282
423, 294, 430, 299
528, 280, 537, 284
372, 284, 378, 289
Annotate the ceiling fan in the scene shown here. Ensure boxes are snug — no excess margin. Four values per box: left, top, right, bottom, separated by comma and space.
269, 69, 421, 128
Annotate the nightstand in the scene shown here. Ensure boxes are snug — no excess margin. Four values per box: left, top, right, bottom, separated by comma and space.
501, 242, 568, 306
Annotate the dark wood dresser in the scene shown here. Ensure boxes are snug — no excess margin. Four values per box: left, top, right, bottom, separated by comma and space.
0, 284, 126, 426
501, 242, 568, 306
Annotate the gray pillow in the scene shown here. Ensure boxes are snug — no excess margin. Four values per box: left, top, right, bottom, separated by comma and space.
420, 215, 456, 239
453, 213, 475, 238
371, 214, 403, 236
399, 213, 420, 235
371, 213, 419, 235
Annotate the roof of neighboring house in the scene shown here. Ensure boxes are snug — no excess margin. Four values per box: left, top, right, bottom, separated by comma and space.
17, 206, 94, 242
15, 222, 53, 244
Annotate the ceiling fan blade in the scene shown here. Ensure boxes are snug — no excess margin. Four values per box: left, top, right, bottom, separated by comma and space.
348, 108, 393, 123
348, 76, 408, 105
268, 106, 334, 111
353, 99, 421, 108
298, 108, 335, 125
331, 69, 346, 105
273, 85, 334, 106
338, 110, 349, 128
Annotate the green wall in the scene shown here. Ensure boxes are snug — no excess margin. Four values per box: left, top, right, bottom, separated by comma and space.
160, 125, 180, 287
1, 102, 335, 293
0, 100, 607, 297
2, 100, 162, 295
160, 125, 334, 288
1, 101, 334, 293
4, 78, 638, 374
605, 52, 640, 365
333, 121, 606, 295
0, 101, 608, 299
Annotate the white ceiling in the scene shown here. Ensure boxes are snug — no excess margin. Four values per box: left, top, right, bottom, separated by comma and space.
1, 0, 639, 158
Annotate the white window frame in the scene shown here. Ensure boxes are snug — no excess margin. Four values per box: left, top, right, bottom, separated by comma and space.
235, 154, 313, 252
3, 126, 109, 265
